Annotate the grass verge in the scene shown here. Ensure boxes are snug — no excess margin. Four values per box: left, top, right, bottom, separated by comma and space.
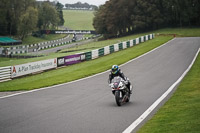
0, 36, 172, 91
137, 51, 200, 133
154, 28, 200, 37
22, 34, 67, 45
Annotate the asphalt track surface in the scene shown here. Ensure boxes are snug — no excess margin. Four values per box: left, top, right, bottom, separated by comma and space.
0, 37, 200, 133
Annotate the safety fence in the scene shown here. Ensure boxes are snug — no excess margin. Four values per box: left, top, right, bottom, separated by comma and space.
85, 34, 153, 60
0, 66, 11, 82
0, 35, 71, 55
0, 34, 154, 82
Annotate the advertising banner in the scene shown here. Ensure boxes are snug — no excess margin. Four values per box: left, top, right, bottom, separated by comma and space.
40, 30, 96, 34
57, 54, 85, 67
11, 59, 57, 78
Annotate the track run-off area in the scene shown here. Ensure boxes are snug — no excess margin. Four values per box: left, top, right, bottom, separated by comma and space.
0, 37, 200, 133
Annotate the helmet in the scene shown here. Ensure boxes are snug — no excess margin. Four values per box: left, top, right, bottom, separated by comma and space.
112, 65, 119, 74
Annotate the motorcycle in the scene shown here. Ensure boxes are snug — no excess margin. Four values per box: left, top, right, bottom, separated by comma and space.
109, 76, 131, 106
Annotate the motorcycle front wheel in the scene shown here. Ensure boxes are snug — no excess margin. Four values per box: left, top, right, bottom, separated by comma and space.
115, 91, 122, 106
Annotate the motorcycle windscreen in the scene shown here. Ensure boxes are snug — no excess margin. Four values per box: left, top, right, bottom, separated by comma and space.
112, 77, 121, 89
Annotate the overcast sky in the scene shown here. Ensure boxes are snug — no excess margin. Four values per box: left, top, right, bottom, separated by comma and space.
39, 0, 108, 6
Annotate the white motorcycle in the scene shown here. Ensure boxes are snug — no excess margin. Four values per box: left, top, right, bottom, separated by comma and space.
109, 76, 132, 106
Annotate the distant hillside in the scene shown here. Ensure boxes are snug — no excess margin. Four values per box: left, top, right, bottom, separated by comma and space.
65, 2, 98, 10
63, 10, 94, 30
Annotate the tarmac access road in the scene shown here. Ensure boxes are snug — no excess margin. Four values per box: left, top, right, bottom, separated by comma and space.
27, 35, 72, 53
0, 37, 199, 133
29, 34, 97, 55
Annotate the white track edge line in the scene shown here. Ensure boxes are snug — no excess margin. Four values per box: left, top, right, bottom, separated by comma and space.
122, 47, 200, 133
0, 38, 176, 99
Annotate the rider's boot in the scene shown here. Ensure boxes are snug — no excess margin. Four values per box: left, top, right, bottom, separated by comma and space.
129, 84, 132, 94
126, 82, 132, 94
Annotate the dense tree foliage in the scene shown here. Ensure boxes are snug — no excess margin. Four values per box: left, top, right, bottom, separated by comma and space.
0, 0, 36, 36
93, 0, 200, 38
65, 2, 98, 10
18, 7, 38, 40
0, 0, 64, 40
37, 2, 60, 30
56, 2, 65, 26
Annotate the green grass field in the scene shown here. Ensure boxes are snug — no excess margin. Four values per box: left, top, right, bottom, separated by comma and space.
22, 34, 67, 45
63, 10, 94, 30
154, 28, 200, 37
138, 51, 200, 133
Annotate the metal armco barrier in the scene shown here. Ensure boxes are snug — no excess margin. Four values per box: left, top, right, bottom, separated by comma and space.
85, 51, 92, 61
98, 48, 104, 57
109, 45, 114, 53
92, 49, 99, 59
118, 43, 123, 50
104, 46, 110, 55
127, 41, 130, 48
81, 33, 154, 62
0, 35, 71, 55
0, 66, 11, 82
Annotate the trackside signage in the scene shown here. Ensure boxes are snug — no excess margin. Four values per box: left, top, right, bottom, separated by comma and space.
11, 59, 57, 78
40, 30, 96, 34
57, 54, 85, 67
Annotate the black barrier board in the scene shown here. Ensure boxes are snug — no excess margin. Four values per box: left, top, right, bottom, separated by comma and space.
57, 57, 65, 67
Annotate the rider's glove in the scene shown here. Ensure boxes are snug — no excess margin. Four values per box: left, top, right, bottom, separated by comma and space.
124, 80, 128, 85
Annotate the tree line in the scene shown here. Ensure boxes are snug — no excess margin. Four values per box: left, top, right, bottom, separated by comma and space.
93, 0, 200, 38
65, 2, 98, 10
0, 0, 64, 40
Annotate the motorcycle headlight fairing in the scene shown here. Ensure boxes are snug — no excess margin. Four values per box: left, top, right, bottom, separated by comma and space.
119, 82, 124, 89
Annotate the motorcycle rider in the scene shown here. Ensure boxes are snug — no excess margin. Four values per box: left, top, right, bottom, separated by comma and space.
108, 65, 132, 94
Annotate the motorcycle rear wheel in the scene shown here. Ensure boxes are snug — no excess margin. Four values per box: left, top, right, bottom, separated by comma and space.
126, 96, 130, 102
